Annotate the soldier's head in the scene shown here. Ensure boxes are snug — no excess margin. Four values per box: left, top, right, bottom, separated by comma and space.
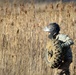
43, 23, 60, 38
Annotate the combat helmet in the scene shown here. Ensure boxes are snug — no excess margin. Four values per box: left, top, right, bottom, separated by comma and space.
43, 23, 60, 37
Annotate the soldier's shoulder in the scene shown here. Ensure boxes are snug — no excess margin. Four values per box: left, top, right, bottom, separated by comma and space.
58, 34, 68, 37
56, 34, 68, 42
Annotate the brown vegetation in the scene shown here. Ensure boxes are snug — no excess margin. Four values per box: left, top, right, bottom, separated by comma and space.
0, 1, 76, 75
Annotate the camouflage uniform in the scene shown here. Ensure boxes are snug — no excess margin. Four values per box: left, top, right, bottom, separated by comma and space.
43, 23, 74, 75
53, 34, 74, 75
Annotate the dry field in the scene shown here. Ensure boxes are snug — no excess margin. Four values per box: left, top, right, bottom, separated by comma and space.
0, 0, 76, 75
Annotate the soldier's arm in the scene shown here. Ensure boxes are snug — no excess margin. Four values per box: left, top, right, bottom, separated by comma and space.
61, 35, 74, 47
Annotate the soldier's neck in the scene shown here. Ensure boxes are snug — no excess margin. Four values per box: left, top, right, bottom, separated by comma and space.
48, 35, 56, 39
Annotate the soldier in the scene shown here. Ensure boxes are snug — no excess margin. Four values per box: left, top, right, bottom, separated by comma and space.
43, 23, 74, 75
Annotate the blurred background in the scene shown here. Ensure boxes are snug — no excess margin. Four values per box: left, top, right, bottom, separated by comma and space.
0, 0, 76, 75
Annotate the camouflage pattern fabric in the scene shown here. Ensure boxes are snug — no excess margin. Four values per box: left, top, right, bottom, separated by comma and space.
45, 33, 74, 75
45, 39, 62, 68
56, 34, 73, 61
53, 60, 72, 75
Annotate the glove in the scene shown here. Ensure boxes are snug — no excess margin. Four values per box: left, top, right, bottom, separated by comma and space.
61, 42, 70, 48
